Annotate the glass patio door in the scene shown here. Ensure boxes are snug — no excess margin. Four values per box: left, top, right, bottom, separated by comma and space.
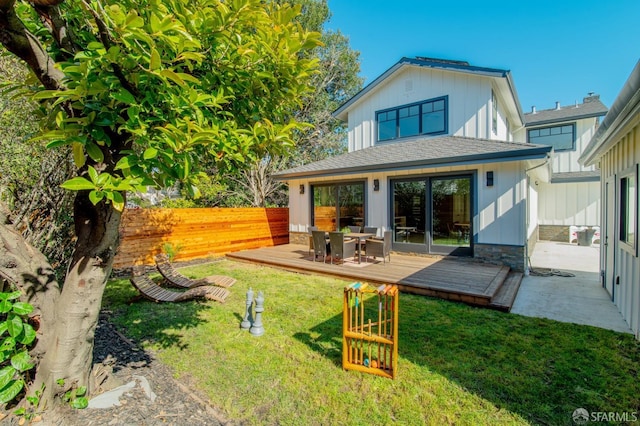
392, 175, 472, 255
430, 176, 471, 255
312, 182, 364, 231
392, 181, 426, 245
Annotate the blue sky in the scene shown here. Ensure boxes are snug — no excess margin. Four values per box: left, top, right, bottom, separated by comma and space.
325, 0, 639, 112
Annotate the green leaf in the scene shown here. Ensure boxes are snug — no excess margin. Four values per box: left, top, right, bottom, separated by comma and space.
61, 177, 95, 191
110, 191, 125, 212
160, 69, 186, 87
11, 302, 32, 316
113, 89, 135, 104
6, 315, 23, 338
0, 379, 23, 404
87, 166, 99, 184
17, 323, 35, 346
176, 73, 201, 85
0, 322, 7, 336
115, 156, 136, 170
86, 143, 104, 163
143, 147, 158, 159
55, 111, 65, 128
87, 41, 103, 50
5, 292, 21, 301
0, 299, 12, 314
0, 366, 16, 390
149, 48, 161, 71
11, 350, 34, 372
0, 337, 16, 353
88, 190, 104, 205
72, 143, 86, 168
70, 396, 88, 409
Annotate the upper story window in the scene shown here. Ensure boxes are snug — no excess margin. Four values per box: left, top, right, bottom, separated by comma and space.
377, 96, 448, 142
527, 123, 575, 151
491, 90, 498, 134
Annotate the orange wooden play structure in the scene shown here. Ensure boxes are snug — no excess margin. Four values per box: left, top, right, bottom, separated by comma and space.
342, 282, 398, 379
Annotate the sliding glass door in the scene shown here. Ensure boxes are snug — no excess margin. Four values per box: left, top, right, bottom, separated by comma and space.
430, 177, 471, 254
392, 175, 472, 255
392, 180, 426, 244
312, 182, 365, 231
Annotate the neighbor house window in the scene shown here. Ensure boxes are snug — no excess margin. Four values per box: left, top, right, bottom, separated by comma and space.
377, 96, 448, 142
527, 124, 576, 151
620, 169, 637, 250
491, 90, 498, 134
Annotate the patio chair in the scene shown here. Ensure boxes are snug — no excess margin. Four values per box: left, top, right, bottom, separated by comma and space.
365, 231, 392, 263
154, 254, 236, 289
130, 267, 230, 303
448, 223, 463, 242
329, 232, 357, 265
308, 226, 318, 255
363, 226, 379, 238
347, 225, 361, 233
312, 230, 330, 262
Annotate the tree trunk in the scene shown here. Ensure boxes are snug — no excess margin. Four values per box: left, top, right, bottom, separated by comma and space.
31, 192, 122, 405
0, 213, 61, 365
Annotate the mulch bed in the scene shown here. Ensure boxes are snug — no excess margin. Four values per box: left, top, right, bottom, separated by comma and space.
1, 311, 231, 425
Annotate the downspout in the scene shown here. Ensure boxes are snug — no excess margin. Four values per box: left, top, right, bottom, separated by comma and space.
523, 154, 551, 274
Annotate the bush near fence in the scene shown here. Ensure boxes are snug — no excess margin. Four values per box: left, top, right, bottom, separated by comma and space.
113, 207, 289, 268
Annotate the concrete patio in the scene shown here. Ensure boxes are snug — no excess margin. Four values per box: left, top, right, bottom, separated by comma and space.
512, 241, 632, 334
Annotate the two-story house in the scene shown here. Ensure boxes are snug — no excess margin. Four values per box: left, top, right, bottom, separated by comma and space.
275, 57, 603, 272
519, 95, 607, 246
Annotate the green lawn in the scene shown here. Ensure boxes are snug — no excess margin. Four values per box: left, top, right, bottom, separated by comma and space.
105, 259, 640, 425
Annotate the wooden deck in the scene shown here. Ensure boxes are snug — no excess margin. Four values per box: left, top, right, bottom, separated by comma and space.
227, 244, 522, 311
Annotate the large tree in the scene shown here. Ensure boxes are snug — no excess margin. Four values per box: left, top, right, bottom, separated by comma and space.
0, 0, 319, 409
187, 0, 362, 208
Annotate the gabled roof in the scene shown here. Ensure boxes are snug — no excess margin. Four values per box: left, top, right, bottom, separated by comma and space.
332, 57, 525, 125
525, 96, 608, 127
274, 136, 551, 180
580, 60, 640, 166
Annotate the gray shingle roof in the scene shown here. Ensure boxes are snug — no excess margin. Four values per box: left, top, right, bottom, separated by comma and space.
275, 136, 551, 179
525, 96, 608, 127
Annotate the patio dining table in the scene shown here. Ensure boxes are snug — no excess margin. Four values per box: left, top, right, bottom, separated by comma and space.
344, 232, 375, 263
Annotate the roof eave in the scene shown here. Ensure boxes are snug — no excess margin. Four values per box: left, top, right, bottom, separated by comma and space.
274, 146, 551, 180
526, 111, 608, 128
580, 60, 640, 166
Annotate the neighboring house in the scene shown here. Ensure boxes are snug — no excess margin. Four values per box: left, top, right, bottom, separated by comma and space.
519, 95, 607, 244
580, 60, 640, 339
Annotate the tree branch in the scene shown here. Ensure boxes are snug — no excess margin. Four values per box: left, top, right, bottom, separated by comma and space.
33, 3, 75, 59
0, 1, 64, 90
82, 0, 139, 96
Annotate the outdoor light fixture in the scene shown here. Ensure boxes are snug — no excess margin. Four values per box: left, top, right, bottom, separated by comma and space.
486, 171, 494, 187
373, 179, 380, 191
299, 184, 305, 194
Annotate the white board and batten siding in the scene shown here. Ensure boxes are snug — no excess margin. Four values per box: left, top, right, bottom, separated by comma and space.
552, 117, 600, 174
288, 161, 528, 248
599, 124, 640, 339
537, 181, 600, 226
346, 67, 497, 152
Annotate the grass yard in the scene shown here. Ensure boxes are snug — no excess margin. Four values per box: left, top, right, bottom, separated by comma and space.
105, 259, 640, 425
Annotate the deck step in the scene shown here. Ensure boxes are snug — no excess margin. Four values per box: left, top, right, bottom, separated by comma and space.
489, 271, 524, 312
483, 266, 510, 298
